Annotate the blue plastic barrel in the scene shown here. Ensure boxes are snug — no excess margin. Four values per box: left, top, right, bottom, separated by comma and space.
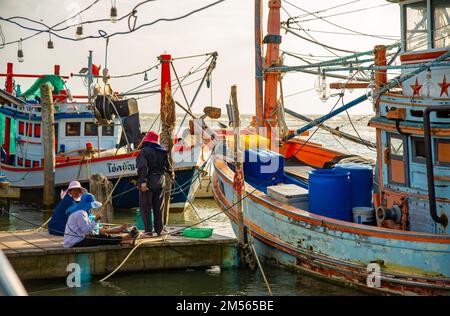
334, 163, 373, 208
308, 169, 352, 221
244, 149, 284, 186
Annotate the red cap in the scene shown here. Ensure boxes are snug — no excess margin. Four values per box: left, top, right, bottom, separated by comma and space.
143, 131, 159, 143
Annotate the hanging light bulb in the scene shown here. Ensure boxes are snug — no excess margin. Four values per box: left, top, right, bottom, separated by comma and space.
47, 33, 54, 49
319, 72, 329, 102
420, 68, 438, 101
17, 38, 24, 62
144, 71, 148, 81
110, 0, 118, 23
314, 69, 322, 92
365, 70, 378, 103
76, 25, 83, 39
347, 65, 355, 93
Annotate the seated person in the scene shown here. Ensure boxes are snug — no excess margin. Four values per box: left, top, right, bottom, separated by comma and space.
63, 193, 138, 248
48, 181, 87, 236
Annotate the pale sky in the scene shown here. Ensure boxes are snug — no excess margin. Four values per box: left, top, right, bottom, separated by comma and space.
0, 0, 401, 114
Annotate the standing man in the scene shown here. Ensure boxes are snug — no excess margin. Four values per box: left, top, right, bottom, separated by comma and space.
136, 131, 174, 236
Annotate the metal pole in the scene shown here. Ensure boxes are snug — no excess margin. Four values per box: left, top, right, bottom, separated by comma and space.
40, 83, 56, 210
0, 250, 27, 296
423, 106, 449, 227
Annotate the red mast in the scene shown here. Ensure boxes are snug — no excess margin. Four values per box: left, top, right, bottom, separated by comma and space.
262, 0, 281, 141
160, 54, 172, 108
4, 63, 13, 160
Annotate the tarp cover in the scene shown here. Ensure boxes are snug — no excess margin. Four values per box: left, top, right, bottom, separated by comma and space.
19, 75, 65, 98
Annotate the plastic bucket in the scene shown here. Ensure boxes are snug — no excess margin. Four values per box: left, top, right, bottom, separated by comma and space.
352, 206, 375, 225
136, 209, 153, 231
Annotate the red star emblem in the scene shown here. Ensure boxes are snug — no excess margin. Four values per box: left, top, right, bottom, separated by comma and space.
438, 75, 450, 97
410, 78, 422, 96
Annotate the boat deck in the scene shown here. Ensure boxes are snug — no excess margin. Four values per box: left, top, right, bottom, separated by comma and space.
0, 227, 238, 280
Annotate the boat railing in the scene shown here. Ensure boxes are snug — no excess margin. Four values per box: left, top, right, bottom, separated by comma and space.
3, 102, 95, 116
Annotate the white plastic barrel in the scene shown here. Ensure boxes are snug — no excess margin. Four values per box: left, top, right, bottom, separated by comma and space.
352, 207, 375, 225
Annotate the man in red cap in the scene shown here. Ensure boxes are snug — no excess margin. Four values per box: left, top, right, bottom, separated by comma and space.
136, 131, 174, 236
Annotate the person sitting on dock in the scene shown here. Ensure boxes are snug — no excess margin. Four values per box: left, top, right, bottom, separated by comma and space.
136, 131, 174, 237
63, 193, 138, 248
48, 181, 87, 236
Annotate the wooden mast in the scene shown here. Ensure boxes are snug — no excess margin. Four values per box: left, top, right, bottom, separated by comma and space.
4, 63, 13, 161
159, 54, 175, 223
254, 0, 264, 127
373, 45, 387, 210
262, 0, 282, 143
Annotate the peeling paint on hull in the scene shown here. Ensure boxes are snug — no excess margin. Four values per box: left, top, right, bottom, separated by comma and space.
213, 159, 450, 296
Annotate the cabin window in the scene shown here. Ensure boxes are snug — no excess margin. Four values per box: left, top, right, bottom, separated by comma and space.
85, 122, 98, 136
102, 124, 114, 136
436, 138, 450, 165
65, 122, 81, 136
404, 1, 429, 51
25, 159, 31, 168
18, 121, 24, 135
390, 137, 404, 157
34, 124, 41, 138
411, 137, 426, 163
436, 110, 450, 119
17, 157, 23, 166
388, 134, 409, 186
410, 110, 423, 118
432, 0, 450, 48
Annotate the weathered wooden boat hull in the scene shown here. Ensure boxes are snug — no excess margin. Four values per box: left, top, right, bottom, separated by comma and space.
212, 158, 450, 295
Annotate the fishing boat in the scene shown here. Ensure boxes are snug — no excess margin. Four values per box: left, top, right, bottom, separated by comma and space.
212, 0, 450, 295
0, 52, 216, 213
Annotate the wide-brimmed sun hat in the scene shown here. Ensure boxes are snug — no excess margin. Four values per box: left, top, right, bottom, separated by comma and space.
60, 181, 88, 200
66, 193, 103, 215
143, 131, 159, 143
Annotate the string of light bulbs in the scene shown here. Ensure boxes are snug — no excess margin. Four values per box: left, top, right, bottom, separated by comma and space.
1, 0, 226, 62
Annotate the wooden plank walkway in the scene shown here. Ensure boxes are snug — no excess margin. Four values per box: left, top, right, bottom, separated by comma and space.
0, 228, 238, 280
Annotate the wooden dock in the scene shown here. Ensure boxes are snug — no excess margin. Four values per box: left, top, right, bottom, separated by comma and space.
0, 228, 238, 281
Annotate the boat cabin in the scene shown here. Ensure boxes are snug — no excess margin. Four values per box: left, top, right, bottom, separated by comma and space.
0, 72, 122, 168
369, 0, 450, 234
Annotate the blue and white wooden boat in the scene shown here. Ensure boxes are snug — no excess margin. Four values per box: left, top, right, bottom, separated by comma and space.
212, 0, 450, 295
0, 54, 211, 213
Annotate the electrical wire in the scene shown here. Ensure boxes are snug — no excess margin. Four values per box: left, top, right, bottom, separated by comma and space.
292, 0, 361, 20
284, 0, 401, 41
0, 0, 101, 46
0, 0, 226, 42
0, 24, 5, 49
296, 3, 394, 24
285, 27, 399, 39
110, 63, 159, 79
282, 6, 341, 57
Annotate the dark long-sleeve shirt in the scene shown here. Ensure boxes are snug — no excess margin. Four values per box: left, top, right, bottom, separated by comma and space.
136, 142, 173, 189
